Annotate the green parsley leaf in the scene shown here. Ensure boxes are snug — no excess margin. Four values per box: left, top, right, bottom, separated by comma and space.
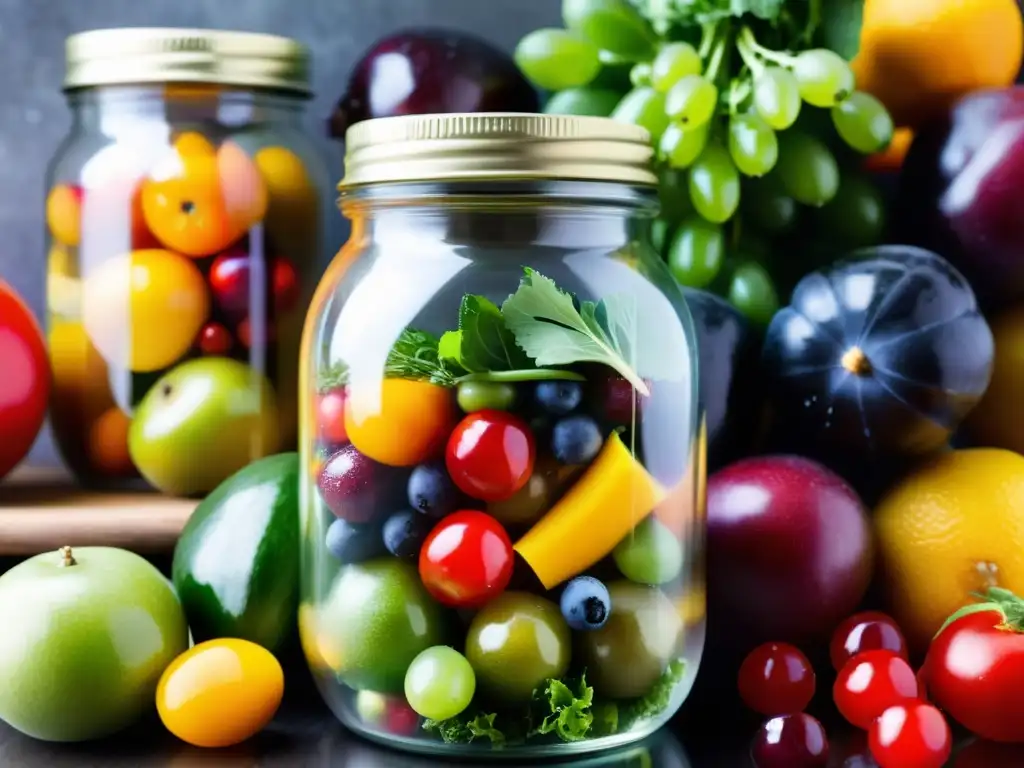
423, 711, 507, 747
457, 295, 535, 373
383, 328, 458, 386
317, 361, 349, 392
617, 660, 686, 731
529, 675, 594, 743
817, 0, 863, 60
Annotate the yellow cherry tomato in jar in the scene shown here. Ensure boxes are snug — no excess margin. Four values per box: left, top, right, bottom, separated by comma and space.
156, 638, 284, 748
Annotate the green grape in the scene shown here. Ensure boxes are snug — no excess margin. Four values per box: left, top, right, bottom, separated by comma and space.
728, 113, 778, 177
515, 29, 601, 91
831, 91, 895, 154
611, 86, 671, 144
728, 262, 779, 327
817, 174, 886, 246
563, 0, 656, 60
404, 646, 476, 721
457, 381, 517, 412
666, 218, 725, 289
650, 218, 674, 254
659, 122, 710, 169
742, 176, 799, 234
753, 67, 802, 130
630, 62, 653, 87
776, 132, 840, 207
658, 167, 693, 221
688, 142, 741, 224
543, 87, 625, 117
792, 49, 855, 108
665, 75, 719, 127
651, 42, 702, 92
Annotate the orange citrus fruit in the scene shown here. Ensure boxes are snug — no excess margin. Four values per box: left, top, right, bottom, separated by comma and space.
86, 407, 136, 477
873, 448, 1024, 653
963, 306, 1024, 453
853, 0, 1024, 128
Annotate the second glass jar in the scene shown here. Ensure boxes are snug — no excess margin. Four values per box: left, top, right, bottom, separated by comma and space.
45, 28, 330, 494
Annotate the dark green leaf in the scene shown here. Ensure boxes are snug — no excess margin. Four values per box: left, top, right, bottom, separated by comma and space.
458, 295, 534, 373
817, 0, 863, 60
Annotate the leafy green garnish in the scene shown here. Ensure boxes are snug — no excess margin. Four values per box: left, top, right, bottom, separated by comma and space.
817, 0, 863, 60
684, 0, 786, 23
617, 660, 687, 732
382, 328, 458, 386
454, 295, 535, 373
317, 361, 349, 392
502, 269, 686, 396
529, 675, 595, 742
423, 711, 506, 747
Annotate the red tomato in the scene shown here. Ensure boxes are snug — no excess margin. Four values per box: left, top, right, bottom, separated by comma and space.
419, 510, 513, 608
925, 592, 1024, 743
737, 642, 816, 716
868, 702, 951, 768
317, 387, 349, 446
830, 612, 908, 671
197, 322, 233, 356
833, 650, 919, 730
0, 281, 50, 480
445, 410, 535, 502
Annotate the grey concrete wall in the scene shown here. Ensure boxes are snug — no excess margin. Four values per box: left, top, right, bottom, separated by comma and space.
0, 0, 558, 467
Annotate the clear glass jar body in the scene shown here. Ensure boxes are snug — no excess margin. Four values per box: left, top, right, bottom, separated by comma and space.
299, 180, 706, 758
45, 84, 331, 494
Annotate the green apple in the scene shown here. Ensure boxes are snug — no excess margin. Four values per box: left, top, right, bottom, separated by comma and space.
0, 546, 189, 742
128, 357, 281, 496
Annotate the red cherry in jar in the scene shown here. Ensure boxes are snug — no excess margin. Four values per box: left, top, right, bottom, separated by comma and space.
738, 642, 816, 716
833, 650, 918, 730
419, 510, 514, 608
209, 249, 300, 321
445, 410, 535, 502
830, 611, 908, 671
197, 322, 232, 356
317, 387, 349, 446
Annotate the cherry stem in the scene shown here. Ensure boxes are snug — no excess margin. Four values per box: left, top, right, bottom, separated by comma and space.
59, 546, 76, 567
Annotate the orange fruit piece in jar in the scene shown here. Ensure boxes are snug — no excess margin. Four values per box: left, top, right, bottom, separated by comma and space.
141, 133, 267, 257
344, 378, 456, 467
87, 406, 136, 478
853, 0, 1024, 128
46, 183, 83, 246
156, 638, 284, 748
82, 248, 210, 373
254, 145, 316, 243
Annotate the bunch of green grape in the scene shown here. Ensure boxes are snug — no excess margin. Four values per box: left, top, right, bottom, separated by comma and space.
515, 0, 896, 327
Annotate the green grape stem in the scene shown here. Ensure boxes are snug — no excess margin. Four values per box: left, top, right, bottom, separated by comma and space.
734, 35, 764, 78
739, 27, 797, 68
698, 22, 718, 59
703, 31, 730, 86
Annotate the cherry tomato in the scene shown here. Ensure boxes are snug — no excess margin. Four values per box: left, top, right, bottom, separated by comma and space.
445, 410, 535, 502
751, 713, 830, 768
317, 387, 349, 446
738, 642, 816, 716
868, 702, 951, 768
830, 611, 909, 671
272, 256, 301, 313
0, 281, 50, 481
925, 588, 1024, 742
419, 510, 514, 608
834, 650, 919, 730
197, 322, 233, 356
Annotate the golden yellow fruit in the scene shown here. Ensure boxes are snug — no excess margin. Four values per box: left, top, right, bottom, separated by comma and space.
48, 320, 113, 419
853, 0, 1024, 128
964, 305, 1024, 453
874, 448, 1024, 652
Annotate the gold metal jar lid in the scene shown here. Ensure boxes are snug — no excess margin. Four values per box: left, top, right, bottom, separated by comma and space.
63, 28, 311, 94
339, 113, 658, 189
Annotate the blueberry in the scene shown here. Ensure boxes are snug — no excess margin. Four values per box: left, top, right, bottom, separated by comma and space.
552, 415, 603, 465
534, 381, 583, 416
407, 463, 458, 518
382, 510, 432, 561
326, 518, 384, 563
560, 576, 611, 631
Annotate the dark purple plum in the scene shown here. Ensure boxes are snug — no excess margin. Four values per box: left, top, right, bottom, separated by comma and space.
751, 714, 830, 768
894, 86, 1024, 310
317, 444, 390, 523
328, 29, 539, 138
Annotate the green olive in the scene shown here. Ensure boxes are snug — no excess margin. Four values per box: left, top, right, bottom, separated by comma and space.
487, 471, 551, 526
456, 381, 517, 413
465, 592, 570, 703
579, 581, 682, 699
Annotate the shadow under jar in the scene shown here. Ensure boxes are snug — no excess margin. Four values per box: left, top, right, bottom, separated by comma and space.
298, 113, 707, 759
45, 28, 331, 495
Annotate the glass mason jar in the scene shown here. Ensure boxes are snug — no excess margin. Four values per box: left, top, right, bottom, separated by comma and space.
45, 28, 331, 495
299, 114, 706, 758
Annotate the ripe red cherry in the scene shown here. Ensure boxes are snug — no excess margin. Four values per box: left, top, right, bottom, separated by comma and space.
738, 642, 816, 716
868, 702, 951, 768
751, 713, 829, 768
272, 256, 301, 313
445, 410, 535, 502
834, 650, 919, 730
209, 249, 298, 321
830, 611, 909, 671
317, 387, 348, 446
419, 510, 514, 608
197, 322, 232, 356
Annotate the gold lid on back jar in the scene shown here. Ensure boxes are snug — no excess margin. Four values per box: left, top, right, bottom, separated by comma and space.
63, 27, 311, 94
339, 113, 658, 189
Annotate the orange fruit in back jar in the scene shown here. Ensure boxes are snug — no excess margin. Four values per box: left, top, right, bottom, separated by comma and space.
141, 133, 267, 257
46, 183, 83, 246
